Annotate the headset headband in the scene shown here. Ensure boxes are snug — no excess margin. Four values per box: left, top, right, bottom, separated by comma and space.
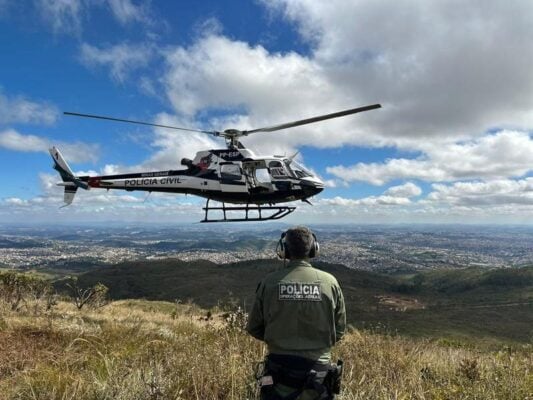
276, 229, 320, 259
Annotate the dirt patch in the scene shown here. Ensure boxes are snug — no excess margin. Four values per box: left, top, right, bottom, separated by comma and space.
376, 295, 425, 311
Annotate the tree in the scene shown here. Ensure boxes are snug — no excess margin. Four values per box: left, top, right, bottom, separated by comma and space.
0, 271, 53, 312
66, 277, 108, 310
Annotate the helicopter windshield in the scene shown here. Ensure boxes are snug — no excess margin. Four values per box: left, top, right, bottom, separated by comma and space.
286, 160, 313, 179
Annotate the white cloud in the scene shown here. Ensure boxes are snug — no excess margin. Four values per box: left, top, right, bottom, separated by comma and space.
263, 0, 533, 141
328, 159, 439, 186
320, 182, 421, 208
327, 131, 533, 185
4, 198, 30, 207
193, 16, 223, 37
134, 2, 533, 183
0, 92, 58, 125
36, 0, 83, 35
141, 115, 221, 171
384, 182, 422, 198
164, 35, 324, 117
426, 178, 533, 207
157, 0, 533, 153
162, 34, 384, 157
0, 129, 49, 152
0, 129, 99, 163
323, 179, 338, 188
79, 42, 154, 83
297, 179, 533, 224
30, 1, 533, 156
35, 0, 154, 35
107, 0, 151, 25
322, 195, 411, 207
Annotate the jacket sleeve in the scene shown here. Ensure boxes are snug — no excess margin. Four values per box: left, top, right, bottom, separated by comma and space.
246, 281, 265, 341
334, 283, 346, 343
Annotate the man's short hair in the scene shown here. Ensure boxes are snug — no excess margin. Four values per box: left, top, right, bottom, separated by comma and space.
285, 226, 314, 259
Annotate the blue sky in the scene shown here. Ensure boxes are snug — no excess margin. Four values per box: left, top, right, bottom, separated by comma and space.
0, 0, 532, 224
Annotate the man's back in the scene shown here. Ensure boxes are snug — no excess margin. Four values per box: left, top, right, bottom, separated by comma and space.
247, 259, 346, 363
247, 226, 346, 399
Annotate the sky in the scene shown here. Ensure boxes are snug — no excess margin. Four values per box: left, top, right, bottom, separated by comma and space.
0, 0, 532, 225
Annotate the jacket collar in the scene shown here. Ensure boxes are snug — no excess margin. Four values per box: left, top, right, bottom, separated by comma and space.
286, 259, 312, 268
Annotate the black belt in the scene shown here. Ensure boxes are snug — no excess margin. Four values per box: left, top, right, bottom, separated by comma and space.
265, 354, 330, 389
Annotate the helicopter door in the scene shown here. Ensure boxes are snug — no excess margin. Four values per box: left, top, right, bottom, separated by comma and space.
242, 160, 273, 193
219, 162, 246, 193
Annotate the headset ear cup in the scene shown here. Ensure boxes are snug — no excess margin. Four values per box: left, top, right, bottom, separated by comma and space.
276, 238, 284, 259
276, 232, 288, 259
309, 233, 319, 258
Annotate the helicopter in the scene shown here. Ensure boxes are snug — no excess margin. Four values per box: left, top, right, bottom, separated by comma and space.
50, 104, 381, 222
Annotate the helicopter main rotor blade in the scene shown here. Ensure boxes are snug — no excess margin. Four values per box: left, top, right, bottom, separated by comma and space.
64, 111, 218, 135
243, 103, 381, 135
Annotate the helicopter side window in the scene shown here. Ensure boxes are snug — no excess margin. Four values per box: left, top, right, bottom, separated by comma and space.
268, 161, 287, 178
220, 163, 242, 180
255, 168, 271, 183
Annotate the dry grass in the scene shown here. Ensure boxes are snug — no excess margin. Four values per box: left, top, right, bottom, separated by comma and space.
0, 300, 531, 400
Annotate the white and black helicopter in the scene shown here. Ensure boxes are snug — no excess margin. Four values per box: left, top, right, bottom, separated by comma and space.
50, 104, 381, 222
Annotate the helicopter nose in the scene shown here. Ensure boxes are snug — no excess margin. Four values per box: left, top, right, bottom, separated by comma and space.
304, 184, 324, 198
312, 186, 324, 196
300, 177, 325, 196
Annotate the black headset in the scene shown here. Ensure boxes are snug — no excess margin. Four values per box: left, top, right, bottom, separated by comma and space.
276, 229, 320, 259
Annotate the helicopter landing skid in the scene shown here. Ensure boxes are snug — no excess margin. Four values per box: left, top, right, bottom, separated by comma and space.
201, 199, 296, 223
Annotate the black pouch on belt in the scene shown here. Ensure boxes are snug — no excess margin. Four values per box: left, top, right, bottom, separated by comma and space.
322, 359, 343, 395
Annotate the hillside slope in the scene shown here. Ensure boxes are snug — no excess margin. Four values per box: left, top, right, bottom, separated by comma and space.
66, 258, 394, 308
61, 260, 533, 344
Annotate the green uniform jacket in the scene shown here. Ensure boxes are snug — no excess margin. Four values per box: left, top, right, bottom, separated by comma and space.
247, 259, 346, 363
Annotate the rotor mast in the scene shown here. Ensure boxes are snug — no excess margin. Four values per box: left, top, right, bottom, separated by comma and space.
222, 129, 245, 148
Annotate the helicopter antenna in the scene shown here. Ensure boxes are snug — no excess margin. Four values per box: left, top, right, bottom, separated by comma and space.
287, 151, 299, 163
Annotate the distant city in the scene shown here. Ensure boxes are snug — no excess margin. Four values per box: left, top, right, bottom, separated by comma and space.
1, 224, 532, 273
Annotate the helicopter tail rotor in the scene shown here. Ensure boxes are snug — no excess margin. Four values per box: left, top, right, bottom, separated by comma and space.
49, 146, 89, 206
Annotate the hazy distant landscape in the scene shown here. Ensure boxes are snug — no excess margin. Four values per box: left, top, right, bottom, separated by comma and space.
2, 224, 532, 273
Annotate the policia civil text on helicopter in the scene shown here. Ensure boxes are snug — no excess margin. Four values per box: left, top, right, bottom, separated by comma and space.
247, 226, 346, 400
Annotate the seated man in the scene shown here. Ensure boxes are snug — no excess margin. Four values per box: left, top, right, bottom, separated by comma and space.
247, 226, 346, 400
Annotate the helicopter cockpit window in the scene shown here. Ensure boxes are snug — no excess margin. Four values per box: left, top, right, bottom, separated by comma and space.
268, 161, 288, 178
220, 164, 242, 180
286, 161, 312, 179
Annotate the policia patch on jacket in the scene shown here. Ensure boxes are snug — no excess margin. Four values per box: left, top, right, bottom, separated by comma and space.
278, 282, 322, 301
